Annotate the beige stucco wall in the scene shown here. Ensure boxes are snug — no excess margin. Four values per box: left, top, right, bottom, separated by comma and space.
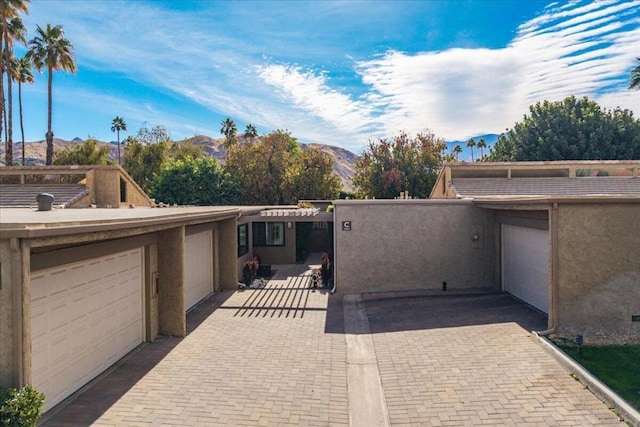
556, 202, 640, 343
87, 169, 120, 207
218, 218, 239, 290
334, 200, 496, 294
157, 227, 185, 336
145, 244, 159, 341
0, 239, 14, 387
253, 223, 296, 265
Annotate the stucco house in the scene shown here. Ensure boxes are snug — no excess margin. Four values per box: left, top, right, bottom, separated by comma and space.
0, 166, 330, 412
1, 161, 638, 414
333, 160, 640, 344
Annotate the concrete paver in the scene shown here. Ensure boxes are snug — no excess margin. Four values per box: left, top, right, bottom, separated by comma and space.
41, 258, 624, 426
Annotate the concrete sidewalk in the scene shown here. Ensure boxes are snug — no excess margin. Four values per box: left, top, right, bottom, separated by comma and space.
41, 259, 625, 426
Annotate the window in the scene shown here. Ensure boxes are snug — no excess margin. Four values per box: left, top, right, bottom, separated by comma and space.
253, 222, 285, 247
237, 224, 248, 257
119, 178, 127, 203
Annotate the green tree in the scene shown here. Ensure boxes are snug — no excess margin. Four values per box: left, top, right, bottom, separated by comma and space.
452, 144, 462, 161
12, 55, 33, 166
352, 131, 445, 199
289, 147, 341, 201
0, 0, 29, 165
225, 129, 298, 204
169, 139, 205, 161
151, 156, 239, 206
111, 116, 127, 165
244, 123, 258, 144
220, 117, 237, 149
466, 138, 476, 162
629, 57, 640, 90
122, 138, 168, 193
53, 138, 113, 165
476, 137, 486, 160
486, 96, 640, 161
121, 124, 173, 192
3, 16, 27, 165
27, 23, 77, 165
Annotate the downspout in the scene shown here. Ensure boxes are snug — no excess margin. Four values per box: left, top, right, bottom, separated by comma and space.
536, 202, 559, 336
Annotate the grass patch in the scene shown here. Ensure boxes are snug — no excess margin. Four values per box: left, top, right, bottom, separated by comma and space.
555, 341, 640, 410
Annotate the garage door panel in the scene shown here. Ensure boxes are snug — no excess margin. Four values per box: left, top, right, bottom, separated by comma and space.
185, 230, 213, 310
503, 225, 549, 314
31, 248, 144, 412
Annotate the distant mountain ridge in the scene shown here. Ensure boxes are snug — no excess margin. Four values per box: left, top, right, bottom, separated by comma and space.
0, 135, 358, 191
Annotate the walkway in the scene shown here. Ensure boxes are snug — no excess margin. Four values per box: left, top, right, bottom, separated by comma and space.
41, 255, 623, 426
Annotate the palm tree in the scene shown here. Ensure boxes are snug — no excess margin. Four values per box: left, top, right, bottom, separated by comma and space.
111, 116, 127, 165
453, 144, 462, 161
244, 123, 258, 144
0, 0, 29, 165
477, 137, 487, 160
4, 16, 26, 165
466, 138, 476, 162
27, 23, 77, 165
630, 57, 640, 90
220, 117, 237, 149
10, 55, 33, 166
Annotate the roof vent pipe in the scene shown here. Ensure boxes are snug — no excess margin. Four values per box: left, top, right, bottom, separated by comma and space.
36, 193, 54, 211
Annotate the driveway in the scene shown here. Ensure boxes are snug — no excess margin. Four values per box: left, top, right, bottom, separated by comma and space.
41, 259, 622, 426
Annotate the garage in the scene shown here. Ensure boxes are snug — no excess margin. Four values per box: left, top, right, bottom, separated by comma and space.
502, 224, 549, 314
184, 230, 214, 310
30, 248, 144, 412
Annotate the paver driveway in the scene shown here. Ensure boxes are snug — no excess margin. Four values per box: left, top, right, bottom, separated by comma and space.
41, 259, 622, 426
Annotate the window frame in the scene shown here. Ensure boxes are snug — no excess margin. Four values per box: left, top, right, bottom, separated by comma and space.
237, 223, 249, 257
252, 222, 285, 247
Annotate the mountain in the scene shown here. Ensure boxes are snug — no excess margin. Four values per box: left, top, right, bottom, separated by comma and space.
0, 135, 358, 191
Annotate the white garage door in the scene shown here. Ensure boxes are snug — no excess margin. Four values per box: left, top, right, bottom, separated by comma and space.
502, 224, 549, 314
31, 248, 144, 412
185, 230, 213, 310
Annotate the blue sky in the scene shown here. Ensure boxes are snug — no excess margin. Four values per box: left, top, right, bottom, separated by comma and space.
13, 0, 640, 154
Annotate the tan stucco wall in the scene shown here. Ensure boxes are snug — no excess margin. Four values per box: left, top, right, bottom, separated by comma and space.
145, 244, 159, 341
253, 223, 296, 265
0, 239, 14, 387
88, 169, 120, 207
157, 227, 185, 336
123, 179, 152, 207
218, 218, 239, 290
334, 200, 496, 294
556, 202, 640, 342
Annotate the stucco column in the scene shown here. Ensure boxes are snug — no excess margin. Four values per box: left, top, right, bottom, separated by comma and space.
158, 226, 186, 337
218, 218, 238, 290
20, 240, 31, 386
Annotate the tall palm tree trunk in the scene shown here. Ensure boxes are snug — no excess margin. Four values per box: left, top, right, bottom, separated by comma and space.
7, 65, 13, 165
46, 66, 53, 165
117, 130, 120, 165
19, 80, 24, 165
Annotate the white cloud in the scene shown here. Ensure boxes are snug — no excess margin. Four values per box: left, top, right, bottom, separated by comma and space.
21, 0, 640, 151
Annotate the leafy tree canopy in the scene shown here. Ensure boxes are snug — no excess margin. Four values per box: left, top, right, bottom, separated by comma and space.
290, 147, 342, 201
486, 96, 640, 161
352, 131, 446, 199
53, 138, 113, 165
151, 156, 239, 206
225, 129, 339, 204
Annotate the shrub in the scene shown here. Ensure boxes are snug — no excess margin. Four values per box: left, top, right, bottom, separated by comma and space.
0, 384, 45, 427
